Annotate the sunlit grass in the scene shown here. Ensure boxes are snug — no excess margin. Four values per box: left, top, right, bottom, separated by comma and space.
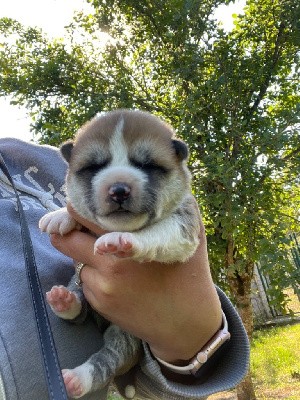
251, 323, 300, 386
108, 393, 122, 400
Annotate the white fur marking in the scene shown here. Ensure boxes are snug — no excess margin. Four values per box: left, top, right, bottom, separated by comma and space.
110, 118, 129, 166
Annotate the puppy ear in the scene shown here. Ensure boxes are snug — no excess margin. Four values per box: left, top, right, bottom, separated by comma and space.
172, 139, 189, 161
60, 141, 74, 163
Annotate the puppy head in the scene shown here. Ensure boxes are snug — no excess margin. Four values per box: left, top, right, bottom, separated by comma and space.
61, 109, 191, 231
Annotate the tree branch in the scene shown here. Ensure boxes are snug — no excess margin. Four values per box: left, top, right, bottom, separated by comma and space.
247, 21, 286, 119
282, 145, 300, 162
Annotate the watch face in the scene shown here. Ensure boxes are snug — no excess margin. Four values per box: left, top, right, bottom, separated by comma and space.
205, 330, 231, 355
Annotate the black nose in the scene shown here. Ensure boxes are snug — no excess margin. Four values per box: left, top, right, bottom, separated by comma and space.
108, 183, 131, 204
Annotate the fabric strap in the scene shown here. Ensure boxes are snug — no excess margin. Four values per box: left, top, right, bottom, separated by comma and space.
0, 152, 68, 400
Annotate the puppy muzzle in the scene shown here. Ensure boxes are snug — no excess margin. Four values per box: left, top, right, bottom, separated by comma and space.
109, 183, 131, 204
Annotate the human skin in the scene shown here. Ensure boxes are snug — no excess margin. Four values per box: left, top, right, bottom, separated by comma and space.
50, 203, 222, 371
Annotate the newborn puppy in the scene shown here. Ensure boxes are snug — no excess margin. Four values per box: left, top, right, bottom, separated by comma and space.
39, 109, 201, 398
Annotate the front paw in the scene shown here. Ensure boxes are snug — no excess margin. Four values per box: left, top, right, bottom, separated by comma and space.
94, 232, 135, 258
39, 208, 80, 235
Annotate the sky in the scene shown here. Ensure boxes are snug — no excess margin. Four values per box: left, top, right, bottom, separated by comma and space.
0, 0, 246, 142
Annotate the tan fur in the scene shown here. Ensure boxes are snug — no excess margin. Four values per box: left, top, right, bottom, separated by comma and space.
70, 109, 189, 183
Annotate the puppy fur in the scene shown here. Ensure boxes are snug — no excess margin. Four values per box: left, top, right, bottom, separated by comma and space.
40, 109, 201, 398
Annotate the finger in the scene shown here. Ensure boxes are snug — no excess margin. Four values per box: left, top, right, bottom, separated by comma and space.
49, 230, 138, 287
80, 280, 109, 315
66, 203, 107, 236
50, 230, 110, 268
50, 231, 120, 295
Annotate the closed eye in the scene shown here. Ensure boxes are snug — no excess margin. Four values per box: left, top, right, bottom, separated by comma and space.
130, 158, 168, 174
77, 160, 109, 175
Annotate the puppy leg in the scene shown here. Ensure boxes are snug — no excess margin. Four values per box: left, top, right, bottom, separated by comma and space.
62, 325, 141, 398
94, 218, 197, 263
46, 285, 82, 320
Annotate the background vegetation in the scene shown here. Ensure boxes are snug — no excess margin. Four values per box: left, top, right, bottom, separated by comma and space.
1, 1, 299, 398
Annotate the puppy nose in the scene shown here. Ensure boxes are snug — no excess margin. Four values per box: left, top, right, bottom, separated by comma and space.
109, 183, 131, 204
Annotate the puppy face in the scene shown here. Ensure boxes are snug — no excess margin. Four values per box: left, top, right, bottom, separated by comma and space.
62, 109, 191, 232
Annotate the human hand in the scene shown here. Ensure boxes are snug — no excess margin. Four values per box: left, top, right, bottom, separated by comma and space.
50, 204, 222, 366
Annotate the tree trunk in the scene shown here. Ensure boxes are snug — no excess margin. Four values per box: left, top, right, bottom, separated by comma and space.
226, 237, 257, 399
237, 371, 257, 400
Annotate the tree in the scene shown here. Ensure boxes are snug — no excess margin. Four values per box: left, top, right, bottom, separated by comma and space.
1, 1, 300, 398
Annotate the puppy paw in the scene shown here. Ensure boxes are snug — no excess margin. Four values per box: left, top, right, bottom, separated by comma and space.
46, 286, 81, 320
63, 369, 84, 398
125, 384, 136, 399
94, 232, 134, 258
62, 364, 94, 399
39, 208, 81, 235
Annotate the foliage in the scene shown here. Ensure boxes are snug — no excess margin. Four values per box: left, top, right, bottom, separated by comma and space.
0, 0, 299, 313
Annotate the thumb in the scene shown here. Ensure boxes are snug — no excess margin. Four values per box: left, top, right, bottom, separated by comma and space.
50, 230, 100, 267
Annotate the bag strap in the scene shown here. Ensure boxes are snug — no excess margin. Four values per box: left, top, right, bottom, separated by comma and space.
0, 152, 68, 400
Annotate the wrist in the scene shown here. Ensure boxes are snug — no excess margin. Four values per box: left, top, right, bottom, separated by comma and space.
150, 311, 230, 377
149, 310, 223, 365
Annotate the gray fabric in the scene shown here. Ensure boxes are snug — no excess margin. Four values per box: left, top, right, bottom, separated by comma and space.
0, 138, 250, 400
0, 139, 107, 400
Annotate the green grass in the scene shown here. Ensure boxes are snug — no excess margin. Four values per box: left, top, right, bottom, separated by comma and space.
250, 322, 300, 399
108, 394, 122, 400
109, 323, 300, 399
251, 323, 300, 385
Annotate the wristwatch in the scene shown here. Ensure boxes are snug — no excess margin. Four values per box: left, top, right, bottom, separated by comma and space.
155, 311, 231, 376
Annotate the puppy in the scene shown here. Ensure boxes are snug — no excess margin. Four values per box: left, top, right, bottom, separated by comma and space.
39, 109, 201, 398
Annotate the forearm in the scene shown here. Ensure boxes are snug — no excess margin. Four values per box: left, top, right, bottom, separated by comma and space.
145, 271, 222, 365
